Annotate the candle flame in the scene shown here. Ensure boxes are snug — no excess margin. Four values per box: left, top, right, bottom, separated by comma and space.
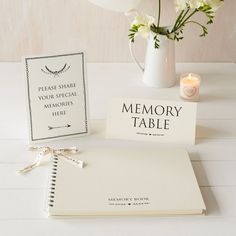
188, 73, 192, 80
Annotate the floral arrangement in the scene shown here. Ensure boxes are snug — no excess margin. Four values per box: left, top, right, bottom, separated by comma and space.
128, 0, 224, 48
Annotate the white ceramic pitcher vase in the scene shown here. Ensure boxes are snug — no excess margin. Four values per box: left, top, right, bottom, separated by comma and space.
130, 33, 176, 88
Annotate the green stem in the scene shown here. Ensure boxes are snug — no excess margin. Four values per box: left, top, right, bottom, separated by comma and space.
171, 9, 184, 32
157, 0, 161, 28
176, 9, 198, 30
185, 20, 205, 27
184, 20, 207, 36
175, 8, 190, 30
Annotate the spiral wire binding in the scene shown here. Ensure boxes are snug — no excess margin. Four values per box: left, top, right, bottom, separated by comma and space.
48, 156, 59, 208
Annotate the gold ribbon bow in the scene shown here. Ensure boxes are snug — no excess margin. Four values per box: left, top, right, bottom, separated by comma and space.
17, 146, 84, 174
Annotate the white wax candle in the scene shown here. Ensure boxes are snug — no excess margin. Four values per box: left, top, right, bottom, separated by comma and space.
180, 73, 201, 101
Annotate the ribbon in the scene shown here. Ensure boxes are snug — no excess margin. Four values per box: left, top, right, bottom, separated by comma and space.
17, 146, 84, 174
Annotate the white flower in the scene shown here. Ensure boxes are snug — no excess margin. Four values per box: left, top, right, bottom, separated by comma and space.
188, 0, 205, 9
175, 0, 223, 12
131, 15, 155, 39
175, 0, 188, 11
204, 0, 224, 10
175, 0, 205, 11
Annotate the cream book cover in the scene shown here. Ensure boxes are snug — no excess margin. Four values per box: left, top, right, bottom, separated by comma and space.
47, 148, 206, 216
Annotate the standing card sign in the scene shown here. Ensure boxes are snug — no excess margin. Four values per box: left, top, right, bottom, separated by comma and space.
24, 52, 89, 142
106, 98, 197, 144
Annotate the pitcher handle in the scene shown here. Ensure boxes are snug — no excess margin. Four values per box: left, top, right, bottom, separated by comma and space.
129, 41, 144, 73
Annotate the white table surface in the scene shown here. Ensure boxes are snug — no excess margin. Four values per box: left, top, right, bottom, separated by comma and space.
0, 62, 236, 236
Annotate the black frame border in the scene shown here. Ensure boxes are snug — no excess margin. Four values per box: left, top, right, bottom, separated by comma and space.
25, 52, 89, 141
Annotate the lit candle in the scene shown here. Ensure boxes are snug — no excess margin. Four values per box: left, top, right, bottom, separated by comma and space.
180, 73, 201, 101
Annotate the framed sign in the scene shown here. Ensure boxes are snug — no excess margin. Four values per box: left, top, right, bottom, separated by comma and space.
106, 98, 197, 144
24, 52, 89, 142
